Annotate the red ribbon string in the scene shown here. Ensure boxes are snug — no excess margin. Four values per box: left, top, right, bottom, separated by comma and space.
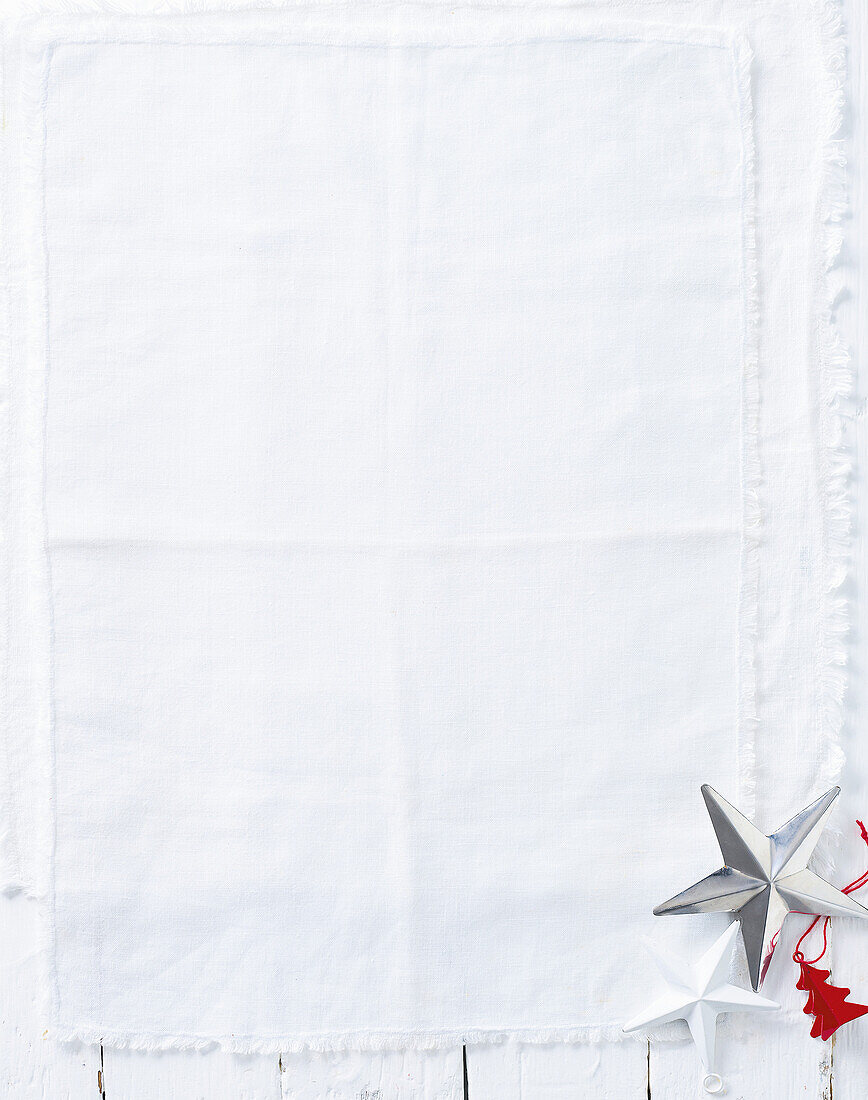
793, 820, 868, 966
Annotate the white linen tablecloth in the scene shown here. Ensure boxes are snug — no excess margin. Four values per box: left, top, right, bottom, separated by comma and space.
0, 1, 849, 1052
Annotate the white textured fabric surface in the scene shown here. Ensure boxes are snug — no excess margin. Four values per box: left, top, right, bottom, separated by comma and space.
0, 1, 848, 1051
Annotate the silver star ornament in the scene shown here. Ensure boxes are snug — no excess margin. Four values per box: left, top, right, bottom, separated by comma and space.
654, 785, 868, 989
623, 923, 778, 1068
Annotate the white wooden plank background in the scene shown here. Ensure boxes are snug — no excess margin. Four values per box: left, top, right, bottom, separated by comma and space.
1, 1, 866, 1095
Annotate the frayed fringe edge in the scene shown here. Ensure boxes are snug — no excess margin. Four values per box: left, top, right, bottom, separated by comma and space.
54, 1012, 814, 1054
50, 1004, 818, 1054
809, 0, 851, 879
55, 1024, 648, 1053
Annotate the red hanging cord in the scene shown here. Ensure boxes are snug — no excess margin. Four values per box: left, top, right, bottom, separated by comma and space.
792, 820, 868, 965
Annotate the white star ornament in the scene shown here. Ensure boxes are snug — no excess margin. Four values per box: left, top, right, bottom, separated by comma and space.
623, 923, 778, 1069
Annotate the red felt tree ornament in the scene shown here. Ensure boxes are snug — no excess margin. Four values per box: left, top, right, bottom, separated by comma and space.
795, 961, 868, 1040
792, 820, 868, 1041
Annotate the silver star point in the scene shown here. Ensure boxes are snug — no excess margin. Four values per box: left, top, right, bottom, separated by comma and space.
623, 922, 778, 1069
654, 785, 868, 989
